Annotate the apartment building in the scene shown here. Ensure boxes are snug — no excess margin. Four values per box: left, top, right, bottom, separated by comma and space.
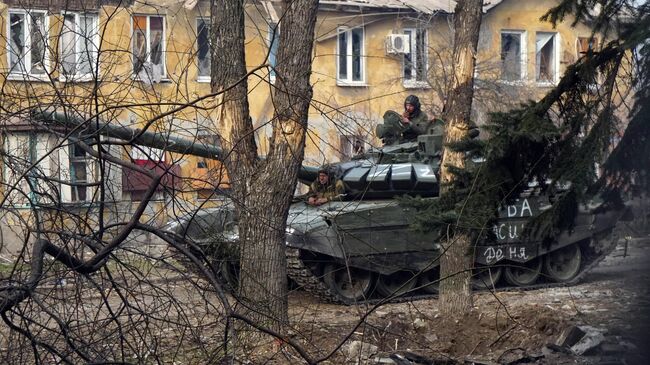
0, 0, 599, 248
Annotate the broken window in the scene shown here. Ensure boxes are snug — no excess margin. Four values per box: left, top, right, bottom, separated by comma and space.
576, 36, 598, 56
500, 31, 525, 81
197, 18, 211, 80
132, 15, 165, 80
339, 135, 365, 161
61, 12, 99, 79
337, 27, 364, 84
268, 22, 279, 82
8, 9, 48, 76
536, 32, 557, 83
403, 28, 428, 84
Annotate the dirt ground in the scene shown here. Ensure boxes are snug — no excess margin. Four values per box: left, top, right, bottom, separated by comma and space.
1, 237, 648, 364
256, 237, 650, 365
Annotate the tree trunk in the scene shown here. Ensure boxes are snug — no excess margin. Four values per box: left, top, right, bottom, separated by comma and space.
439, 0, 484, 317
211, 0, 319, 334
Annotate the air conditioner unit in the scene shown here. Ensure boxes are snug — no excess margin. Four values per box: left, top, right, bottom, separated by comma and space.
386, 34, 410, 54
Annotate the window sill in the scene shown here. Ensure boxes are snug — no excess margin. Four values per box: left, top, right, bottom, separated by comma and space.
59, 75, 99, 83
536, 81, 557, 87
13, 201, 117, 209
131, 76, 173, 84
336, 81, 367, 87
197, 76, 211, 83
6, 74, 52, 82
403, 81, 431, 89
498, 79, 527, 86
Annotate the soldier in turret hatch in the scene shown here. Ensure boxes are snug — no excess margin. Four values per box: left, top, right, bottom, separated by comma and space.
375, 95, 435, 146
307, 168, 345, 206
401, 94, 431, 141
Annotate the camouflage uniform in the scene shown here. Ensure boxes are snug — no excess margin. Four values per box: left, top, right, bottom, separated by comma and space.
309, 179, 345, 202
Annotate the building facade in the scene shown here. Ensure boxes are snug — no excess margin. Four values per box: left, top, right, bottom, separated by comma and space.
0, 0, 600, 251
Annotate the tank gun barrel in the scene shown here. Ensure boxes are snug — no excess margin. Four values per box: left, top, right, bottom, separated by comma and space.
35, 110, 223, 160
34, 110, 318, 185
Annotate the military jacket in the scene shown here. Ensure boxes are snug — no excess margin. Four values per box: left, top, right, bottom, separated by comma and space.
309, 180, 345, 202
402, 111, 431, 141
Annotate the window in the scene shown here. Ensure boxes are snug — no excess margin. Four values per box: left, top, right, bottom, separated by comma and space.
2, 133, 37, 205
339, 135, 365, 161
268, 22, 279, 82
403, 28, 428, 85
337, 27, 364, 85
2, 132, 90, 205
60, 12, 99, 80
124, 146, 177, 201
131, 146, 165, 164
576, 37, 600, 88
196, 132, 221, 169
69, 143, 93, 202
196, 18, 210, 81
536, 32, 559, 84
7, 9, 48, 77
576, 36, 598, 57
132, 15, 165, 80
500, 30, 526, 81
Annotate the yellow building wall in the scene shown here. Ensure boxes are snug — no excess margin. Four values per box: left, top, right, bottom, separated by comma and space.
473, 0, 597, 121
0, 0, 606, 216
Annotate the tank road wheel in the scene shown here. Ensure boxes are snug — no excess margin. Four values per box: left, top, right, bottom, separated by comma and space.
376, 271, 417, 298
504, 257, 542, 287
418, 268, 440, 294
323, 264, 376, 302
544, 244, 582, 283
472, 265, 503, 290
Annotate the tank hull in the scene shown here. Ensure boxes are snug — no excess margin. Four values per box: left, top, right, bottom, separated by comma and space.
167, 193, 626, 304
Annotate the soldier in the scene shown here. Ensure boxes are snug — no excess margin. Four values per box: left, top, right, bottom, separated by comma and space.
307, 168, 345, 206
401, 94, 431, 141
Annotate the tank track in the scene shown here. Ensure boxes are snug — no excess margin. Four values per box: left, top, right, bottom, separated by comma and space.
286, 247, 343, 303
285, 228, 622, 306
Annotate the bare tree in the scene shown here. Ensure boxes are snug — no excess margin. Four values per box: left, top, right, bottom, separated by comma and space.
438, 0, 484, 316
210, 0, 319, 332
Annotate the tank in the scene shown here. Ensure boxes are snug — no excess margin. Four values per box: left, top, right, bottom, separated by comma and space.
160, 111, 629, 304
38, 110, 630, 304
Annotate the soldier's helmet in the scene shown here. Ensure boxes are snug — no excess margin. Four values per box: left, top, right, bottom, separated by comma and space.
404, 95, 421, 111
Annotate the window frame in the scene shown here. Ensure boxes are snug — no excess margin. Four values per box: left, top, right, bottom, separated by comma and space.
267, 21, 279, 84
338, 134, 365, 161
131, 14, 167, 80
535, 32, 560, 86
499, 29, 527, 83
336, 26, 365, 86
1, 132, 37, 206
576, 36, 599, 57
6, 9, 50, 80
59, 11, 100, 82
68, 142, 94, 202
403, 28, 430, 88
196, 17, 211, 82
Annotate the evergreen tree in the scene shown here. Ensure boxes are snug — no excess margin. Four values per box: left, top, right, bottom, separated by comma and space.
409, 0, 649, 291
